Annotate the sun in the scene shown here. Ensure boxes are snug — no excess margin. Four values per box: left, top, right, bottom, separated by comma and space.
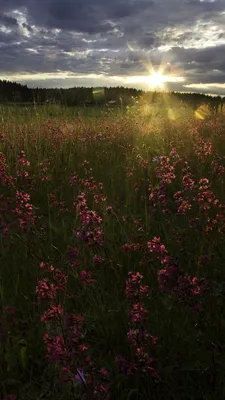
147, 72, 166, 88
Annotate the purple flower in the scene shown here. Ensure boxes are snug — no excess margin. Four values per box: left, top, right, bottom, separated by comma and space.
76, 230, 89, 241
93, 255, 104, 265
67, 249, 80, 268
158, 263, 179, 292
170, 149, 179, 158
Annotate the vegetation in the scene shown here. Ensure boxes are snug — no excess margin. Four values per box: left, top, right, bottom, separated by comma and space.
0, 100, 225, 399
0, 79, 224, 110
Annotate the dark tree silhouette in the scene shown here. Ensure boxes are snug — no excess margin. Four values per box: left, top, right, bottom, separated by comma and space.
0, 79, 224, 112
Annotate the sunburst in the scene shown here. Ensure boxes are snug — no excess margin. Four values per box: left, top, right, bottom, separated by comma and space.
147, 72, 166, 88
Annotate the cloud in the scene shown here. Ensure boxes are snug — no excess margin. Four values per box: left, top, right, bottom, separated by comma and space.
0, 13, 18, 27
0, 0, 224, 95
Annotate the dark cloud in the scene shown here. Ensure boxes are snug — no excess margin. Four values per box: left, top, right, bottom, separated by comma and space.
0, 0, 224, 95
22, 22, 33, 33
0, 30, 21, 45
1, 0, 155, 33
169, 45, 225, 76
0, 13, 18, 26
139, 33, 158, 49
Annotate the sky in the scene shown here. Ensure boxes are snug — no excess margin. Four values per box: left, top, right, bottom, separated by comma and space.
0, 0, 225, 96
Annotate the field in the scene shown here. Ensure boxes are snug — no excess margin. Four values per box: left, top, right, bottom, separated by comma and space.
0, 103, 225, 400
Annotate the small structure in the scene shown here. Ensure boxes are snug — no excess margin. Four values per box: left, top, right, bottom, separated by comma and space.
106, 100, 117, 107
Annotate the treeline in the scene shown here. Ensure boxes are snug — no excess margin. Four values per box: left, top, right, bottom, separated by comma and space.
0, 79, 224, 111
0, 80, 143, 105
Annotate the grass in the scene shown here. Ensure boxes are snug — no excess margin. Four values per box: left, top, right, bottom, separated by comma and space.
0, 103, 225, 399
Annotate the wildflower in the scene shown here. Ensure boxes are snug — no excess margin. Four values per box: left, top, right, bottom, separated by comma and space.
80, 270, 96, 285
43, 333, 66, 362
158, 264, 179, 292
41, 304, 63, 324
170, 149, 179, 158
199, 178, 209, 189
67, 246, 80, 268
93, 383, 110, 399
177, 200, 192, 214
93, 255, 104, 265
147, 237, 168, 259
99, 368, 108, 376
182, 175, 195, 191
36, 279, 58, 301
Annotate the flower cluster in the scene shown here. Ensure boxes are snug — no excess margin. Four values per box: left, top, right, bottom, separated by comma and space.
194, 136, 213, 161
0, 152, 16, 188
75, 192, 104, 247
37, 260, 111, 399
116, 272, 158, 379
149, 238, 209, 311
36, 261, 67, 303
39, 159, 52, 182
17, 150, 30, 167
13, 190, 37, 231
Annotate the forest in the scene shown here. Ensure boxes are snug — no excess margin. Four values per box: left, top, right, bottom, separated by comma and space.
0, 79, 224, 111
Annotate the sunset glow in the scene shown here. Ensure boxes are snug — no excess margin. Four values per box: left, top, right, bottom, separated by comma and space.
147, 72, 166, 88
125, 72, 184, 90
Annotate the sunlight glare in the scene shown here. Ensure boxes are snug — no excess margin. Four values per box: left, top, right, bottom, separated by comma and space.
147, 72, 166, 88
194, 104, 211, 120
167, 108, 176, 120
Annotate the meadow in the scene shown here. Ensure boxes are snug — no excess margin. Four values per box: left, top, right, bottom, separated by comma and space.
0, 102, 225, 400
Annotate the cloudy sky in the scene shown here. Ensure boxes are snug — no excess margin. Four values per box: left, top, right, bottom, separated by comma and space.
0, 0, 225, 95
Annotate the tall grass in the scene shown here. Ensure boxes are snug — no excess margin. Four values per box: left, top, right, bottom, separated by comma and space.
0, 104, 225, 399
